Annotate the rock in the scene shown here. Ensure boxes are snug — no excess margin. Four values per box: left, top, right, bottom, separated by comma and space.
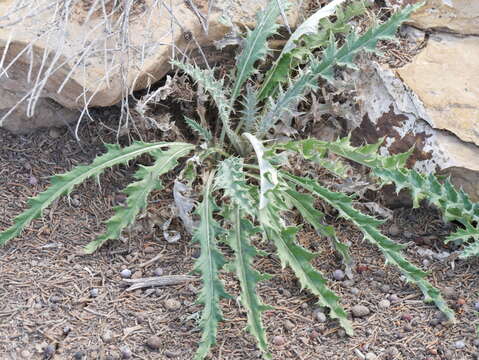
442, 287, 457, 300
350, 288, 360, 295
332, 269, 345, 281
153, 267, 164, 277
403, 0, 479, 36
164, 298, 181, 311
350, 54, 479, 203
120, 269, 132, 279
474, 302, 479, 311
314, 311, 327, 323
454, 340, 466, 350
396, 34, 479, 147
272, 336, 285, 346
0, 0, 301, 133
20, 350, 31, 358
102, 329, 114, 344
380, 284, 390, 293
43, 344, 55, 358
378, 299, 391, 309
388, 224, 400, 236
90, 288, 99, 298
283, 320, 295, 331
351, 305, 370, 318
146, 335, 161, 350
365, 353, 378, 360
120, 346, 132, 359
73, 351, 86, 360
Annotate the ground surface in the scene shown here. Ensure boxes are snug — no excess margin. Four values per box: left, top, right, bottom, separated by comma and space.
1, 118, 479, 360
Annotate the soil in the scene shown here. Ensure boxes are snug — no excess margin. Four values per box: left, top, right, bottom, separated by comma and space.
1, 2, 479, 359
1, 114, 479, 360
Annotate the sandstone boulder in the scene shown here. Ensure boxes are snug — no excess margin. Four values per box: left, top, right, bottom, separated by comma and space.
0, 0, 299, 133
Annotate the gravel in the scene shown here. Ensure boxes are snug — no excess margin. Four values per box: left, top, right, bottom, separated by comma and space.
351, 305, 370, 317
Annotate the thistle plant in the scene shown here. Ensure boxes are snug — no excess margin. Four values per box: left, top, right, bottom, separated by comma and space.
1, 1, 477, 358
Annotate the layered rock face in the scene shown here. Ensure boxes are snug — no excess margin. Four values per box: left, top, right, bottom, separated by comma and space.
353, 0, 479, 201
0, 0, 298, 133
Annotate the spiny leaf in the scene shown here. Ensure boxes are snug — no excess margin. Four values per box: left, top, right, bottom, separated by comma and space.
185, 116, 213, 142
84, 144, 194, 253
246, 133, 353, 335
229, 0, 289, 106
287, 136, 479, 257
237, 84, 259, 134
282, 189, 353, 276
216, 157, 255, 214
0, 141, 190, 246
171, 60, 242, 153
285, 172, 455, 321
192, 171, 230, 360
257, 2, 420, 135
224, 205, 272, 358
259, 0, 368, 100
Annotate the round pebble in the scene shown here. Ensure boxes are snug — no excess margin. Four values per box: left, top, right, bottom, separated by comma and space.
388, 224, 400, 236
332, 269, 345, 281
146, 335, 161, 350
388, 294, 400, 303
351, 305, 370, 317
283, 320, 295, 331
350, 288, 360, 295
378, 299, 390, 309
120, 269, 132, 279
365, 353, 378, 360
380, 284, 390, 293
20, 350, 31, 359
102, 329, 114, 344
442, 287, 457, 300
474, 302, 479, 311
44, 344, 56, 358
315, 311, 327, 323
164, 298, 181, 311
73, 352, 86, 360
454, 340, 466, 349
90, 288, 99, 298
153, 267, 164, 276
120, 346, 132, 359
272, 336, 285, 346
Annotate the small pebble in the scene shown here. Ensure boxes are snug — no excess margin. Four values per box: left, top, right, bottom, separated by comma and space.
315, 311, 327, 323
272, 336, 285, 346
429, 318, 440, 327
378, 299, 390, 309
422, 259, 430, 267
343, 280, 354, 288
283, 320, 295, 331
120, 346, 132, 359
164, 350, 181, 358
131, 271, 143, 280
401, 313, 413, 322
388, 294, 400, 303
73, 351, 86, 360
20, 350, 31, 358
474, 302, 479, 311
153, 267, 164, 276
28, 175, 38, 186
454, 340, 466, 350
351, 305, 370, 317
164, 298, 181, 311
120, 269, 132, 279
44, 344, 56, 358
301, 302, 309, 310
102, 329, 114, 344
90, 288, 99, 298
332, 269, 345, 281
388, 224, 400, 236
474, 338, 479, 347
380, 284, 390, 293
365, 353, 378, 360
350, 288, 360, 295
63, 325, 71, 335
146, 335, 161, 350
442, 287, 457, 300
50, 295, 61, 304
144, 247, 156, 254
155, 288, 163, 296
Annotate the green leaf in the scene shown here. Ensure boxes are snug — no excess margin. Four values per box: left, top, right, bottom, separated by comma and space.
237, 84, 259, 134
185, 116, 213, 142
171, 60, 243, 153
285, 172, 455, 321
224, 205, 272, 358
259, 0, 364, 100
229, 0, 289, 106
257, 2, 420, 135
446, 223, 479, 258
282, 188, 352, 275
192, 171, 230, 360
216, 157, 255, 214
84, 144, 194, 253
246, 133, 353, 335
0, 141, 192, 247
